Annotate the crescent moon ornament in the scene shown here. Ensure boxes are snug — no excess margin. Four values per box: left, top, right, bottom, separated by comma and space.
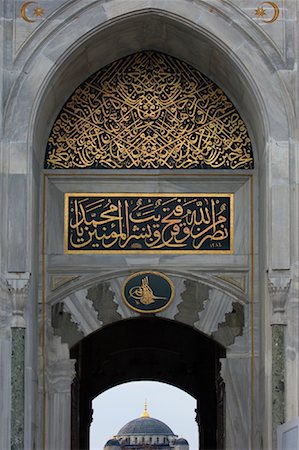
255, 2, 280, 23
20, 1, 44, 23
262, 2, 280, 23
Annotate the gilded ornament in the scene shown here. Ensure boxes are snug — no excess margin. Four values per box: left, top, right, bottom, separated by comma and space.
255, 7, 267, 16
20, 1, 44, 22
33, 6, 44, 17
255, 2, 280, 23
45, 51, 253, 170
122, 271, 175, 313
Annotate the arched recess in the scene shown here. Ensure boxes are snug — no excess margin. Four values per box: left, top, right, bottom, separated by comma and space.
38, 16, 260, 447
70, 317, 226, 450
5, 4, 293, 168
44, 50, 253, 171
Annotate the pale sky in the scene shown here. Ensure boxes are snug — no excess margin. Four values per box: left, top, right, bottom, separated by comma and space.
90, 381, 198, 450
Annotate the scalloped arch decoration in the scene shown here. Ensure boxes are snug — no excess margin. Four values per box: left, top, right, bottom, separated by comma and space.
44, 51, 253, 170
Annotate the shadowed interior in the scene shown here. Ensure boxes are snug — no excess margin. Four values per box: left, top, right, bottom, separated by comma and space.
70, 317, 226, 449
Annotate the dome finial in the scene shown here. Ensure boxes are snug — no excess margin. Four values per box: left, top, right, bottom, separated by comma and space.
141, 399, 150, 418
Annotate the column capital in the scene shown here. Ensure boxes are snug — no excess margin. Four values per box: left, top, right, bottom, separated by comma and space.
268, 276, 291, 325
46, 359, 76, 394
6, 273, 31, 328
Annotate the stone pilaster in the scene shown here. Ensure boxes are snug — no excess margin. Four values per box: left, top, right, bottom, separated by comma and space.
268, 277, 291, 449
46, 359, 76, 450
7, 273, 30, 450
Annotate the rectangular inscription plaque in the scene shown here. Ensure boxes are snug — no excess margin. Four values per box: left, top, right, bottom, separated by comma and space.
65, 193, 234, 254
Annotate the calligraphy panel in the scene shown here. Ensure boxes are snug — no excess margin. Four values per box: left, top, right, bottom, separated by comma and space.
45, 51, 253, 170
65, 193, 234, 254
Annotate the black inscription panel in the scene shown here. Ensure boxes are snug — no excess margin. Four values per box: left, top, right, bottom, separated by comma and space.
65, 193, 234, 254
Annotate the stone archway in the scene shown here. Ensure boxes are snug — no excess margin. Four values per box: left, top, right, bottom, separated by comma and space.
70, 317, 226, 450
1, 3, 296, 450
42, 38, 255, 447
50, 271, 245, 450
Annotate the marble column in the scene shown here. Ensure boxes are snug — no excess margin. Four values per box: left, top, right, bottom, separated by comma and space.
0, 276, 11, 450
46, 359, 76, 450
268, 277, 291, 449
7, 273, 30, 450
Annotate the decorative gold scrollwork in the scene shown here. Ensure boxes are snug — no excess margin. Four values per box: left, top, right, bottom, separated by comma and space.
45, 51, 253, 170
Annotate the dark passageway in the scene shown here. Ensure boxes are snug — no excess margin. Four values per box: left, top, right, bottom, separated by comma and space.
71, 317, 225, 449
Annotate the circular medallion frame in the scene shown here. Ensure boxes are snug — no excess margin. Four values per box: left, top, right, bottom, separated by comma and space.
121, 271, 175, 314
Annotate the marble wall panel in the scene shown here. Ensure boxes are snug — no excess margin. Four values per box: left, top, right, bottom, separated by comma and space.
45, 176, 251, 277
7, 174, 27, 272
222, 355, 253, 449
8, 1, 295, 70
271, 185, 290, 270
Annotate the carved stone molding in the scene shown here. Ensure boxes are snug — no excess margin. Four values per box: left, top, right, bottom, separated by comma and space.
268, 277, 291, 325
46, 359, 76, 394
51, 275, 80, 291
195, 288, 233, 335
6, 273, 30, 328
47, 325, 70, 363
216, 274, 246, 293
63, 290, 102, 336
0, 276, 11, 332
0, 275, 9, 296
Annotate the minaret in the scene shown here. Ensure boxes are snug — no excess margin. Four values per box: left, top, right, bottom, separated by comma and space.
141, 400, 150, 418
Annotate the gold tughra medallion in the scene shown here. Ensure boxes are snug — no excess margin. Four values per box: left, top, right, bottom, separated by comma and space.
122, 271, 175, 313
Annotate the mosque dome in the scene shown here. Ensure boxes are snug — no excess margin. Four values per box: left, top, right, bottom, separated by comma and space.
104, 438, 121, 447
174, 437, 189, 450
104, 438, 121, 450
103, 402, 189, 450
116, 401, 174, 437
174, 438, 189, 445
117, 416, 174, 436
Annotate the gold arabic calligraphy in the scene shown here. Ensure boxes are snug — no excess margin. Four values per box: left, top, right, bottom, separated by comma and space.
65, 193, 234, 254
129, 277, 166, 305
46, 51, 253, 170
